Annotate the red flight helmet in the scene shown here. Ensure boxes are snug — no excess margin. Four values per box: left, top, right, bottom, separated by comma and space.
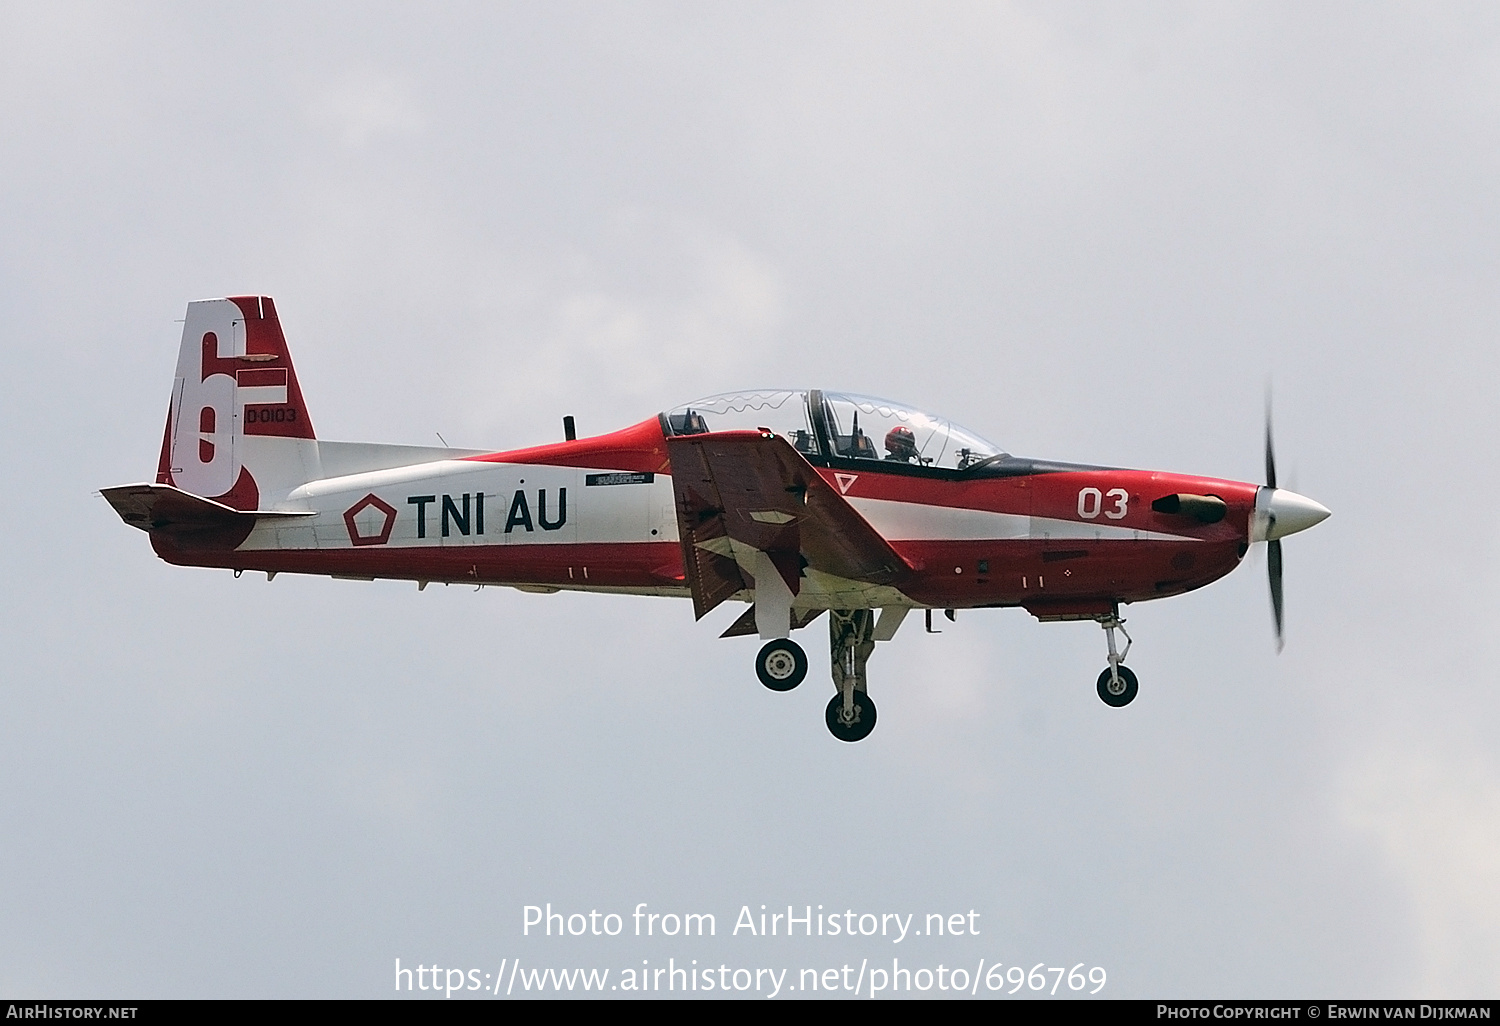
885, 425, 918, 460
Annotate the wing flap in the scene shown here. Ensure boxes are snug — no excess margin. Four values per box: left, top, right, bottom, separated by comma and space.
667, 431, 911, 619
667, 441, 753, 619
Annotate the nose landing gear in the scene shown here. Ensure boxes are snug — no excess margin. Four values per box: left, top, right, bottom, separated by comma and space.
1095, 612, 1138, 707
1096, 663, 1138, 706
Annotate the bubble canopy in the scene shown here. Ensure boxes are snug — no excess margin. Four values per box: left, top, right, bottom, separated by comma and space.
663, 389, 1004, 471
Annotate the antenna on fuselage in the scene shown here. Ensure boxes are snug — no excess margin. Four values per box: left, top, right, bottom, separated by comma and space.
563, 416, 577, 441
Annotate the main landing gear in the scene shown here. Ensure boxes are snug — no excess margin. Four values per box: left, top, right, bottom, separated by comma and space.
826, 609, 877, 742
1095, 612, 1138, 707
755, 638, 807, 692
751, 609, 881, 742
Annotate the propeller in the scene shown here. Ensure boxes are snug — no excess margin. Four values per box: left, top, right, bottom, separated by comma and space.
1257, 396, 1330, 651
1265, 401, 1284, 651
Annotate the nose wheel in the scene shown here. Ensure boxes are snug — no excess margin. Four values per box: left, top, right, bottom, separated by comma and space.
1096, 664, 1138, 707
1095, 612, 1138, 707
756, 638, 807, 691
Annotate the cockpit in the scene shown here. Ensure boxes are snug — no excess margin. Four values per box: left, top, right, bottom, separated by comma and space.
663, 389, 1006, 472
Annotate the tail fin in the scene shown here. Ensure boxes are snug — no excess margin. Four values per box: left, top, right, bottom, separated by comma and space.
156, 296, 319, 509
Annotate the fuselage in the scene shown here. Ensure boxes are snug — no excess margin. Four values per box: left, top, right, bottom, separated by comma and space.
149, 410, 1261, 619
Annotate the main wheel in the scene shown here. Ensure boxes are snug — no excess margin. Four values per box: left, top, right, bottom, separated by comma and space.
1096, 665, 1139, 707
825, 691, 877, 742
756, 639, 807, 691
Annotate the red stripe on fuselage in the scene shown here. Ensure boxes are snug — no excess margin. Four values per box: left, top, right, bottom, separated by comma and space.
462, 417, 670, 474
818, 464, 1259, 543
818, 465, 1034, 518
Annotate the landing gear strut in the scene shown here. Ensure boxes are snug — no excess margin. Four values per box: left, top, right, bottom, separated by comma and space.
827, 609, 877, 741
1095, 612, 1138, 707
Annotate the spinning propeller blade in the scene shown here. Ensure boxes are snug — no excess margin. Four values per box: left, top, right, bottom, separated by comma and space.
1265, 398, 1283, 650
1268, 538, 1284, 652
1264, 399, 1278, 491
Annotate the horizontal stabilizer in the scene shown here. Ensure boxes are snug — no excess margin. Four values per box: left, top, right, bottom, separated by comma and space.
101, 482, 313, 533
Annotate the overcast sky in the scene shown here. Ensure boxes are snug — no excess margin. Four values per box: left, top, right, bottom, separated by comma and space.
2, 1, 1498, 999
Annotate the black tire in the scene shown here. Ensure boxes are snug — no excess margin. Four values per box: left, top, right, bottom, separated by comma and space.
1096, 665, 1139, 707
825, 691, 877, 742
756, 639, 807, 691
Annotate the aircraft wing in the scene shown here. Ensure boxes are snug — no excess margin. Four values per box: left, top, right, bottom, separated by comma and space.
667, 430, 912, 619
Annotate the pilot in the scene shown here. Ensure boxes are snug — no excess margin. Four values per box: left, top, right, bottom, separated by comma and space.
884, 426, 919, 463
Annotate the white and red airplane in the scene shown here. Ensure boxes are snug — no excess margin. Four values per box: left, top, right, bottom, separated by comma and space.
104, 296, 1330, 741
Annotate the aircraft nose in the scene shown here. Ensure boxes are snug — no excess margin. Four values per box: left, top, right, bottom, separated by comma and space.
1258, 488, 1331, 541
